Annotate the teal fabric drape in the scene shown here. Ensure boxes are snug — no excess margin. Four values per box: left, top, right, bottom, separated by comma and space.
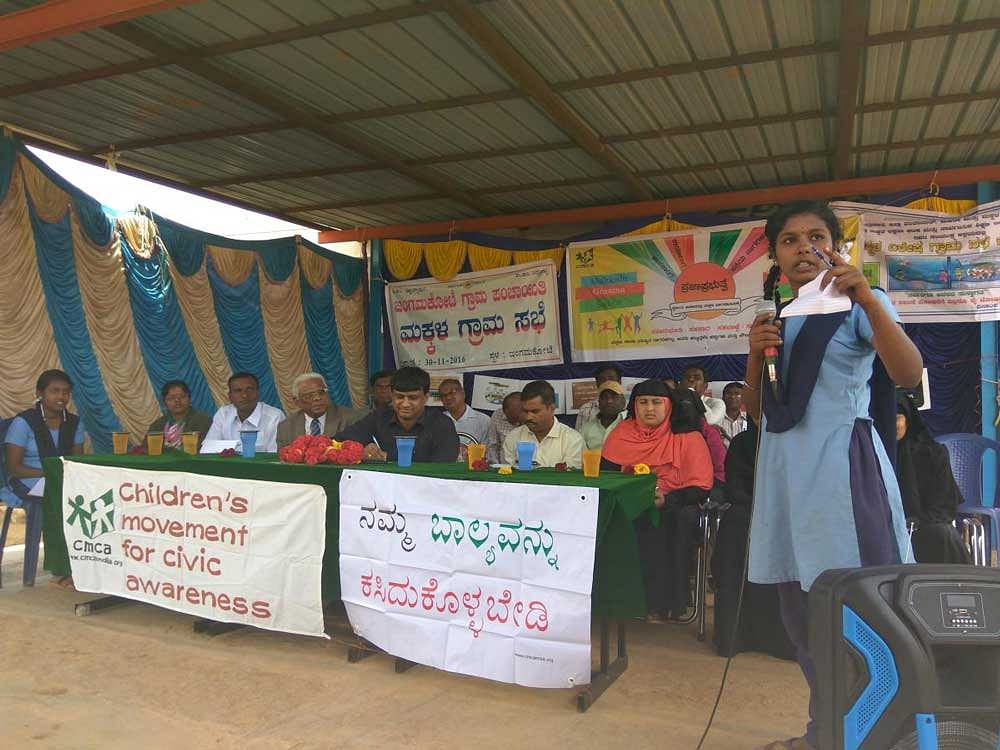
27, 195, 121, 451
119, 231, 216, 414
300, 270, 351, 406
205, 252, 282, 409
367, 239, 384, 378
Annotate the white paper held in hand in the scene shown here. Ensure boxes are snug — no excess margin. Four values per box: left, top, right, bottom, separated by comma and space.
780, 270, 852, 318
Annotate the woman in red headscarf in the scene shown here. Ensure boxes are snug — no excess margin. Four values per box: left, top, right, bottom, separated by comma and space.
603, 379, 714, 622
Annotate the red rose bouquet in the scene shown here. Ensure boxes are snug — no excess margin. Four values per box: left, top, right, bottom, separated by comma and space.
278, 435, 364, 465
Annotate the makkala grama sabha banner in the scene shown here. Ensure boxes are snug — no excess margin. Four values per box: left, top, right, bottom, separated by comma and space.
61, 461, 328, 638
567, 221, 769, 362
857, 199, 1000, 322
385, 260, 562, 373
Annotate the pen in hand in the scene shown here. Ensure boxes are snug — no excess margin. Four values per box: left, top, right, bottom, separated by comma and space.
368, 435, 388, 462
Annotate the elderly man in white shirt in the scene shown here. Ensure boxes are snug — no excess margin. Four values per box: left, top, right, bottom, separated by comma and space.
503, 380, 584, 468
204, 372, 285, 452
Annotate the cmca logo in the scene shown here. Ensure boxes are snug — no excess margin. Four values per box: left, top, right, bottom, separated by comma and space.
66, 490, 115, 540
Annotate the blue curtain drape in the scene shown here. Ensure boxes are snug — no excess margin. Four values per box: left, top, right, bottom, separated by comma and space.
905, 322, 981, 436
368, 240, 384, 379
0, 137, 14, 203
119, 232, 216, 414
332, 249, 364, 297
255, 238, 297, 282
157, 215, 205, 276
27, 197, 121, 451
205, 252, 281, 409
300, 270, 351, 406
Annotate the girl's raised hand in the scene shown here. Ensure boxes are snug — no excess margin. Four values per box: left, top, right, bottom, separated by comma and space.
818, 247, 874, 305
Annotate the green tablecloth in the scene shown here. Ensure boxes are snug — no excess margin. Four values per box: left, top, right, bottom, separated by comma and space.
42, 454, 655, 618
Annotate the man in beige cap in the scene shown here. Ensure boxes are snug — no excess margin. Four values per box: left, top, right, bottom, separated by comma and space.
579, 380, 627, 450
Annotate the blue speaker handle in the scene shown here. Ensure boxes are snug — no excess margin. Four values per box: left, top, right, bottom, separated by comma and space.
914, 713, 937, 750
842, 605, 900, 750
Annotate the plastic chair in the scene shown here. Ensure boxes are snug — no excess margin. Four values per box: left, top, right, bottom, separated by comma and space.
907, 517, 987, 566
935, 433, 1000, 566
0, 416, 45, 587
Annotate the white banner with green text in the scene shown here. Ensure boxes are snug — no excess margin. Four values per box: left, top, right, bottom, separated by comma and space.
61, 461, 328, 638
339, 470, 598, 688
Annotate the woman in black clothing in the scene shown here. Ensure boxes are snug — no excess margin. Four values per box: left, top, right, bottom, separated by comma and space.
895, 394, 971, 564
712, 419, 795, 659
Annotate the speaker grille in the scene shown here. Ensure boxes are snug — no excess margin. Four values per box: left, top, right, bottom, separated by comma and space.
843, 605, 900, 750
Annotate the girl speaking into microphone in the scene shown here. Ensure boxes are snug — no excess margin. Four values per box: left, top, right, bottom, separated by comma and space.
744, 200, 923, 750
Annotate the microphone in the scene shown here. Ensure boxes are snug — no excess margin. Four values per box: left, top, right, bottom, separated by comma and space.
755, 298, 779, 397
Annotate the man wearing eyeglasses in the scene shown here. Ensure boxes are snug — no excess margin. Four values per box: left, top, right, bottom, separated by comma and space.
276, 372, 365, 449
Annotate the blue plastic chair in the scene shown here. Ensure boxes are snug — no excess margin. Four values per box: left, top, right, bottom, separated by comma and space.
935, 433, 1000, 566
0, 416, 44, 587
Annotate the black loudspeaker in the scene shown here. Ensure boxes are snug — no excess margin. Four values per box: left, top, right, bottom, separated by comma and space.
810, 565, 1000, 750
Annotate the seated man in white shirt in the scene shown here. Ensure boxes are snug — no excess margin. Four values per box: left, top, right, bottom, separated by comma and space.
580, 381, 626, 449
718, 381, 748, 448
503, 380, 584, 468
204, 372, 285, 452
438, 378, 491, 456
681, 364, 726, 426
485, 392, 522, 464
574, 363, 622, 431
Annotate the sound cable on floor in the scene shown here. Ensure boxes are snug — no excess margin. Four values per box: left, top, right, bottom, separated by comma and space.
694, 369, 768, 750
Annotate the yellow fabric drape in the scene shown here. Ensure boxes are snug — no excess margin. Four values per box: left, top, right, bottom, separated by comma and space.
513, 247, 565, 271
0, 162, 63, 417
297, 243, 332, 289
18, 154, 70, 224
333, 284, 368, 409
904, 197, 976, 215
71, 213, 161, 442
169, 259, 230, 408
626, 218, 696, 236
384, 239, 423, 281
258, 256, 313, 413
118, 215, 159, 259
468, 243, 513, 271
423, 240, 467, 281
207, 245, 255, 286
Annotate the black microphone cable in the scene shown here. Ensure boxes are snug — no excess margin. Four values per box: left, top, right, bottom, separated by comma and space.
694, 363, 768, 750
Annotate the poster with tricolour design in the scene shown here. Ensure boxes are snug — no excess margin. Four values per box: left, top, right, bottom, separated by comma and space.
567, 221, 769, 361
339, 470, 599, 688
61, 461, 328, 638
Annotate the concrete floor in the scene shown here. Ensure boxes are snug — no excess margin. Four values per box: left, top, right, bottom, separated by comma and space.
0, 574, 808, 750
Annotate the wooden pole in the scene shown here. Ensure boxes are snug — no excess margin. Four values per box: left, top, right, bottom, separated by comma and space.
0, 0, 199, 52
319, 164, 1000, 243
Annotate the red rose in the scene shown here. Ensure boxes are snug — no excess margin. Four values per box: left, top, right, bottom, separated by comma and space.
341, 441, 364, 464
279, 445, 306, 464
554, 462, 568, 472
303, 446, 326, 465
220, 448, 237, 457
130, 445, 147, 455
621, 464, 634, 475
471, 458, 489, 471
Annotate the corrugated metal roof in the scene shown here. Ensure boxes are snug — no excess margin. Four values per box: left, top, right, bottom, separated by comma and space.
0, 0, 995, 230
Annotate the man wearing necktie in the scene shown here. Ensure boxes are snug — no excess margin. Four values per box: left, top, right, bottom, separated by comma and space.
276, 372, 365, 449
